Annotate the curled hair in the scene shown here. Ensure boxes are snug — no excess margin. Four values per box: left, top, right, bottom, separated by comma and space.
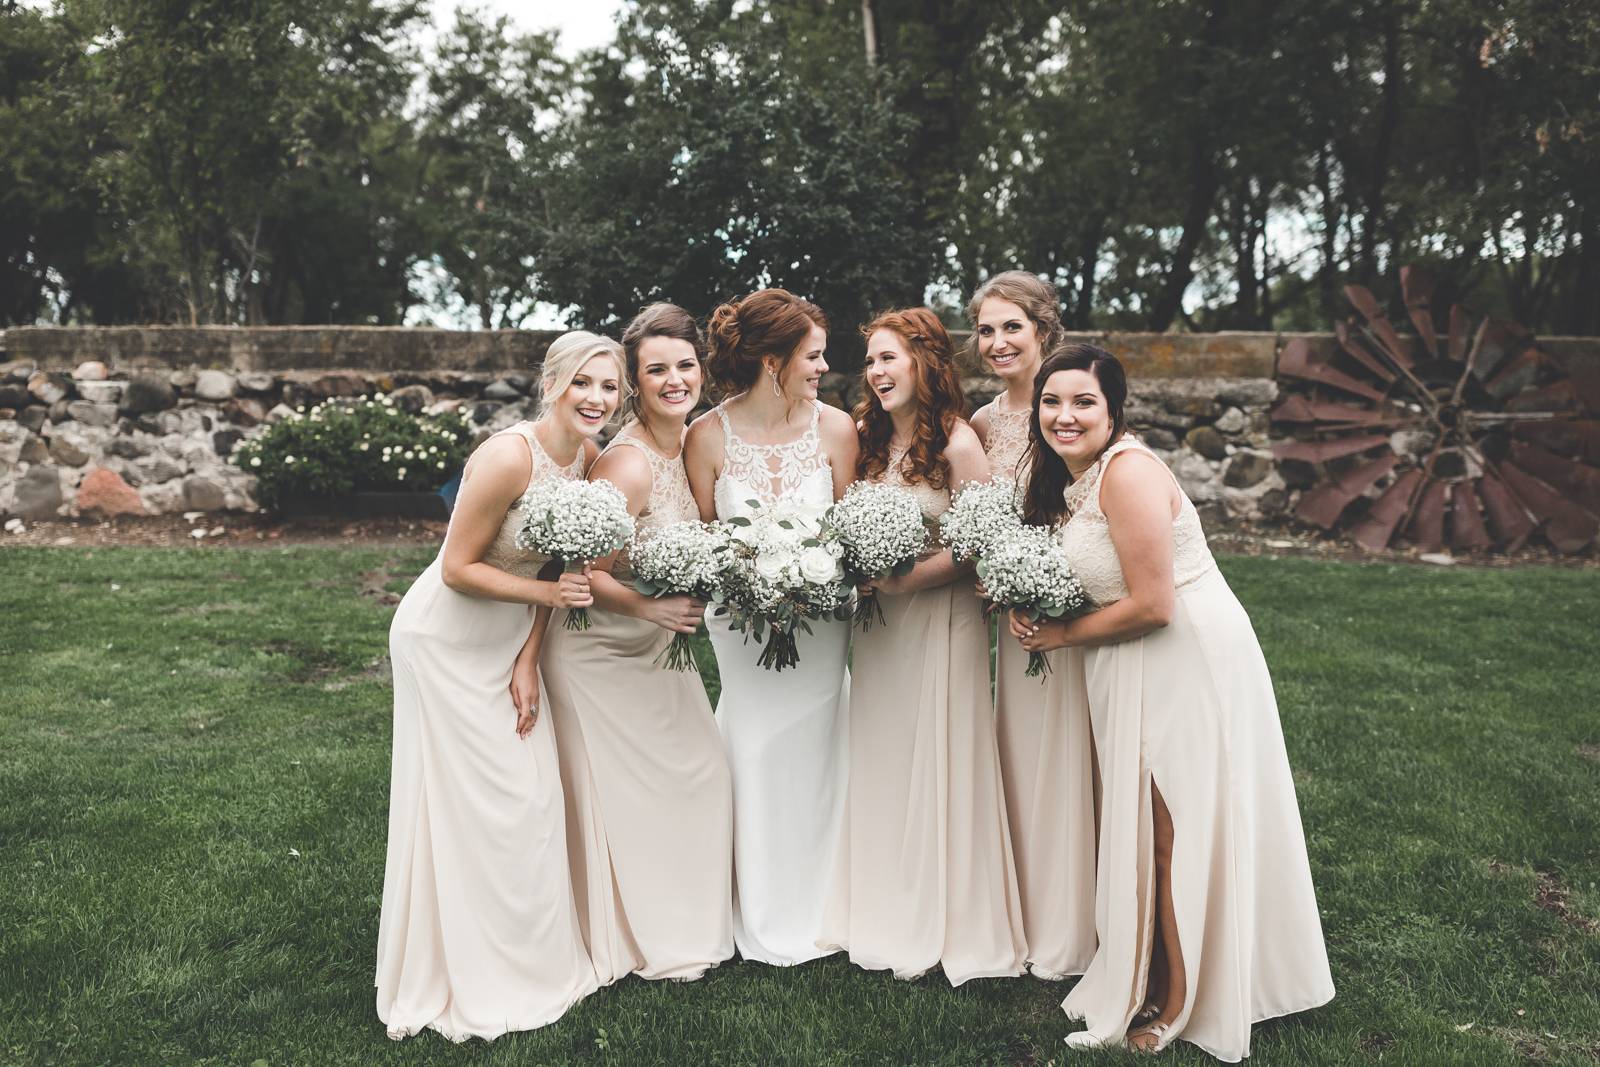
1021, 344, 1128, 529
536, 330, 628, 423
854, 307, 967, 489
620, 302, 703, 418
963, 270, 1065, 367
705, 288, 828, 398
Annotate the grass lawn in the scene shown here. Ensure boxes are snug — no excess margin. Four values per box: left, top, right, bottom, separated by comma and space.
1, 546, 1597, 1066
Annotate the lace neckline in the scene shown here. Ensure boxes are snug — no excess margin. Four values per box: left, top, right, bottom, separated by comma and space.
523, 421, 585, 478
715, 399, 820, 452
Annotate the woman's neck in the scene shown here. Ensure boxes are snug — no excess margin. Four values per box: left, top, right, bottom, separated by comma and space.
736, 382, 807, 429
1002, 369, 1036, 413
633, 411, 687, 457
534, 417, 584, 466
888, 405, 920, 450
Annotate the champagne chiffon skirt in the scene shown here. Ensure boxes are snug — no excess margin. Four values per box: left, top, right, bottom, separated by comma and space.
1062, 568, 1334, 1061
376, 560, 597, 1041
541, 605, 735, 985
993, 634, 1099, 979
820, 583, 1027, 985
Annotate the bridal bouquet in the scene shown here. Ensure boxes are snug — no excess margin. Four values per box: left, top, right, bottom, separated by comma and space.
720, 499, 850, 671
976, 524, 1090, 679
824, 481, 930, 630
628, 520, 734, 671
939, 479, 1023, 563
516, 478, 635, 631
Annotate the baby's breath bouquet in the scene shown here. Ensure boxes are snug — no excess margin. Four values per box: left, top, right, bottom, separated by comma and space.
628, 520, 734, 671
939, 479, 1023, 563
516, 479, 635, 631
824, 481, 930, 630
976, 525, 1090, 679
719, 499, 850, 671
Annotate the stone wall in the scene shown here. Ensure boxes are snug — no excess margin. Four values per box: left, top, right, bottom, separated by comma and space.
2, 327, 1596, 527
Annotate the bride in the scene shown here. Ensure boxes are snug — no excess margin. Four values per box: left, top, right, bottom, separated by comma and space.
684, 288, 858, 966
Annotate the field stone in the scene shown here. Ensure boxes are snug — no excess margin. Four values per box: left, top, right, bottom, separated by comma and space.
1169, 451, 1220, 502
0, 383, 29, 409
237, 371, 275, 394
122, 374, 177, 414
1258, 488, 1288, 515
74, 360, 109, 381
195, 370, 237, 401
182, 474, 228, 511
19, 434, 49, 464
137, 453, 187, 484
1, 359, 37, 382
48, 432, 93, 467
76, 380, 124, 404
1184, 425, 1228, 461
1214, 407, 1247, 434
17, 406, 46, 432
1223, 451, 1275, 489
75, 467, 145, 516
1216, 379, 1277, 408
139, 480, 186, 514
223, 397, 266, 427
266, 403, 297, 423
65, 400, 120, 428
471, 400, 503, 424
1138, 427, 1179, 451
389, 384, 433, 413
212, 429, 244, 456
14, 465, 63, 518
111, 434, 155, 459
482, 379, 522, 401
0, 423, 27, 465
27, 371, 72, 405
169, 368, 197, 391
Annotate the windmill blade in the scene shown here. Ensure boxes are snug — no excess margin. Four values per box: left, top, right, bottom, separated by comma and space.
1293, 453, 1398, 528
1349, 469, 1423, 550
1446, 305, 1472, 362
1400, 265, 1438, 352
1468, 319, 1530, 384
1405, 477, 1449, 551
1514, 418, 1600, 464
1335, 320, 1400, 384
1448, 482, 1493, 551
1484, 345, 1556, 402
1278, 338, 1387, 401
1344, 283, 1417, 369
1497, 461, 1600, 553
1274, 433, 1390, 463
1270, 395, 1405, 426
1505, 379, 1581, 413
1477, 470, 1537, 550
1510, 439, 1600, 513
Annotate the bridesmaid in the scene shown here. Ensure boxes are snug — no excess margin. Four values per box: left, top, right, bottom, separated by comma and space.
966, 271, 1097, 981
819, 308, 1026, 985
376, 331, 621, 1041
537, 304, 735, 985
683, 288, 858, 966
1011, 345, 1334, 1058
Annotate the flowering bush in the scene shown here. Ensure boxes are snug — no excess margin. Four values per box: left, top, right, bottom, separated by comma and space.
230, 394, 473, 510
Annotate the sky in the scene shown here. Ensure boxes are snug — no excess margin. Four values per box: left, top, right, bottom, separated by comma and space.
442, 0, 628, 56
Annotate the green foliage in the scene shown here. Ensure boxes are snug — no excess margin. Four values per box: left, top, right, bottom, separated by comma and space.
1, 548, 1598, 1063
229, 395, 472, 509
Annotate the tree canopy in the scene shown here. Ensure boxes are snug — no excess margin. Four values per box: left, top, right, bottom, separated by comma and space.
2, 0, 1596, 337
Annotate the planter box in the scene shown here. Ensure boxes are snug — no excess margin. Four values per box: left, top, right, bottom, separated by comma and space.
275, 490, 450, 520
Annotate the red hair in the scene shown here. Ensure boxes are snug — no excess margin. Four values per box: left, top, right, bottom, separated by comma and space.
705, 288, 828, 398
854, 307, 967, 489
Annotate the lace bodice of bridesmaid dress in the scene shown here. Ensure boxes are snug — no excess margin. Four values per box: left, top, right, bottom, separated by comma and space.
602, 426, 698, 581
979, 397, 1033, 488
479, 422, 586, 579
880, 443, 951, 522
712, 400, 834, 520
1055, 435, 1216, 606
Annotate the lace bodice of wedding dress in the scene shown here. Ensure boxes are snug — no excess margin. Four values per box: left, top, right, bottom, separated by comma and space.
712, 400, 834, 521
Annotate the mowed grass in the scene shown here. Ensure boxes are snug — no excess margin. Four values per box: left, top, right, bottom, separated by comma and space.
0, 547, 1597, 1067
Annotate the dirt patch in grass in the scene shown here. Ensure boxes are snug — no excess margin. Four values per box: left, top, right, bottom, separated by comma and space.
1489, 861, 1600, 934
1357, 1030, 1395, 1056
356, 560, 403, 606
1577, 742, 1600, 763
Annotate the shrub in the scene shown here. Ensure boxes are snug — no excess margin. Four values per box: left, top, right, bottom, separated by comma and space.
230, 394, 475, 510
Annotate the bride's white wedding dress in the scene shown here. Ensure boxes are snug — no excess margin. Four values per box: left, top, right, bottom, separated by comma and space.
708, 399, 849, 966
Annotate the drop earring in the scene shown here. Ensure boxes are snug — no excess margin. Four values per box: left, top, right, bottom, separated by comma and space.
769, 368, 783, 399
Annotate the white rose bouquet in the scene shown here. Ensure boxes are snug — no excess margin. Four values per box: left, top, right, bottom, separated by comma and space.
719, 498, 850, 671
976, 524, 1090, 679
939, 479, 1023, 563
628, 520, 734, 671
516, 478, 636, 631
824, 481, 930, 630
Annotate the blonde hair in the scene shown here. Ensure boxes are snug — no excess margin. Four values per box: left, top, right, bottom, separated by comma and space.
536, 331, 628, 421
963, 270, 1064, 366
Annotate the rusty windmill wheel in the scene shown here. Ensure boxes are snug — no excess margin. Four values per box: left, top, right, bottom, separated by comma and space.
1271, 266, 1600, 554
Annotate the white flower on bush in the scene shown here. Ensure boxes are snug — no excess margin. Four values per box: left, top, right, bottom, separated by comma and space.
284, 455, 296, 465
250, 457, 261, 468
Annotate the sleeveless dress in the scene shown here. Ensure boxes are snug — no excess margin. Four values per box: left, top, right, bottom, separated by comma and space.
377, 422, 598, 1041
1056, 435, 1334, 1061
540, 427, 735, 984
708, 399, 849, 966
819, 445, 1027, 985
978, 396, 1098, 980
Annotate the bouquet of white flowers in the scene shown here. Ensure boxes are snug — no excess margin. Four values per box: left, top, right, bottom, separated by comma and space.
516, 478, 636, 631
939, 479, 1023, 563
824, 481, 930, 630
976, 524, 1090, 679
719, 498, 850, 671
628, 520, 734, 671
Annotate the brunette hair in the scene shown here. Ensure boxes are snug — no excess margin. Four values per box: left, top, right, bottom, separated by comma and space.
854, 307, 967, 489
705, 288, 828, 398
620, 302, 703, 418
1021, 344, 1129, 529
963, 270, 1065, 366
